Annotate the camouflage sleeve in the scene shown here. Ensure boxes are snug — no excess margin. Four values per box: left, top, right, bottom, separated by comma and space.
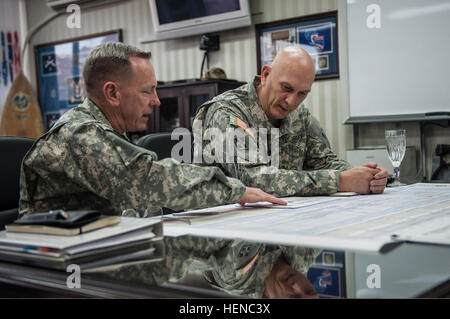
303, 109, 352, 172
207, 241, 281, 298
280, 245, 322, 277
64, 123, 246, 211
200, 108, 350, 196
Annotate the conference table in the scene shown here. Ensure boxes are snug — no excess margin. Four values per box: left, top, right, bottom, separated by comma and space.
163, 183, 450, 298
0, 183, 448, 298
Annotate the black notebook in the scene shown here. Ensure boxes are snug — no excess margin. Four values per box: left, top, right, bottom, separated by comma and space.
5, 210, 120, 236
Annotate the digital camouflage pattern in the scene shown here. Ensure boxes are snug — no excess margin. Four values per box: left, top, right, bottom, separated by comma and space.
18, 97, 319, 298
19, 98, 246, 215
193, 77, 352, 197
96, 236, 320, 298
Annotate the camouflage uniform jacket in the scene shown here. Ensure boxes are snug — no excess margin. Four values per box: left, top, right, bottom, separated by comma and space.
19, 98, 246, 215
193, 77, 352, 196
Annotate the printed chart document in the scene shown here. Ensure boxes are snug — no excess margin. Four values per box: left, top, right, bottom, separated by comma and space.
164, 183, 450, 253
244, 196, 340, 209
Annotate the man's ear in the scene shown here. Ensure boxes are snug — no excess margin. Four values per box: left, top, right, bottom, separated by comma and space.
103, 81, 120, 106
261, 65, 271, 85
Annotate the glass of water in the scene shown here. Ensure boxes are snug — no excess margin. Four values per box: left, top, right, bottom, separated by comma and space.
385, 129, 406, 187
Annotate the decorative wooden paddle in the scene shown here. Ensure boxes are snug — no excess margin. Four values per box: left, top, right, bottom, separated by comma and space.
0, 70, 44, 138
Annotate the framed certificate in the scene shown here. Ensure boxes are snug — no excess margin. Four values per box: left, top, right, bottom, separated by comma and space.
256, 11, 339, 81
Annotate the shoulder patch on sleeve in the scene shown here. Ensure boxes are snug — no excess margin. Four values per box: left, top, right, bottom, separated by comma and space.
236, 117, 255, 139
242, 253, 259, 275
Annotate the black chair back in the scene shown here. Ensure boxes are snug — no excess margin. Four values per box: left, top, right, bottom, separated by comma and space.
137, 131, 192, 163
0, 136, 35, 228
137, 132, 192, 214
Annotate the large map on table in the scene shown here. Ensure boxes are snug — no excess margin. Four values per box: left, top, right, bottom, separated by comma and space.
164, 183, 450, 253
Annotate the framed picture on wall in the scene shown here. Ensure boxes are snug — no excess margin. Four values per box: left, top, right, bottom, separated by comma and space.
35, 30, 122, 131
255, 11, 339, 81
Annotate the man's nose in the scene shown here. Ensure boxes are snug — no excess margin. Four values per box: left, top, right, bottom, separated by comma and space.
152, 94, 161, 107
284, 94, 298, 108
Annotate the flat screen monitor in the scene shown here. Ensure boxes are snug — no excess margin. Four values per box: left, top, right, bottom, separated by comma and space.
147, 0, 251, 41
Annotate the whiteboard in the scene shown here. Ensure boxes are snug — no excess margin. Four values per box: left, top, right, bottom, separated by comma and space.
346, 0, 450, 121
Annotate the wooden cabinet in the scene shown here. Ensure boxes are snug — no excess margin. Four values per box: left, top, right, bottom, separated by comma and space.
147, 79, 245, 133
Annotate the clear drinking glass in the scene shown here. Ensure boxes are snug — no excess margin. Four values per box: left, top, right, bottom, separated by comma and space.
385, 129, 406, 187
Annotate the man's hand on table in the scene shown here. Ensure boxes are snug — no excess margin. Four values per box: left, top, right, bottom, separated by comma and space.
362, 162, 388, 194
338, 162, 388, 194
237, 187, 287, 206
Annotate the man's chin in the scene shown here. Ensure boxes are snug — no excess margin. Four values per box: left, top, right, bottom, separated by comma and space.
138, 118, 150, 131
130, 124, 148, 132
272, 111, 288, 120
274, 106, 290, 119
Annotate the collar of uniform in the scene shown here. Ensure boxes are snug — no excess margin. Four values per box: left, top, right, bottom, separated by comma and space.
84, 98, 110, 126
84, 98, 131, 141
249, 76, 275, 129
250, 76, 295, 136
279, 108, 296, 136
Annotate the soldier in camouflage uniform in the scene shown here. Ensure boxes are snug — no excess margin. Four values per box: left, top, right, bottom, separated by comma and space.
18, 42, 316, 298
193, 47, 388, 297
193, 46, 388, 196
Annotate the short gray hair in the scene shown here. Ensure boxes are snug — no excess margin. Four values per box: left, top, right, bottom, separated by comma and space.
83, 42, 152, 96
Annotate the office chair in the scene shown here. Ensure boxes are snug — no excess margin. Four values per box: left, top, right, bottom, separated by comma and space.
136, 131, 192, 163
431, 144, 450, 181
0, 136, 35, 230
137, 131, 193, 214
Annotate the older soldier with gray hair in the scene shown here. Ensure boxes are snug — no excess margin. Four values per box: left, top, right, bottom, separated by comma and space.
19, 42, 320, 298
194, 46, 388, 196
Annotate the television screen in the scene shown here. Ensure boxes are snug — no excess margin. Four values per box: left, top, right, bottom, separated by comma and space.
156, 0, 241, 25
143, 0, 251, 42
